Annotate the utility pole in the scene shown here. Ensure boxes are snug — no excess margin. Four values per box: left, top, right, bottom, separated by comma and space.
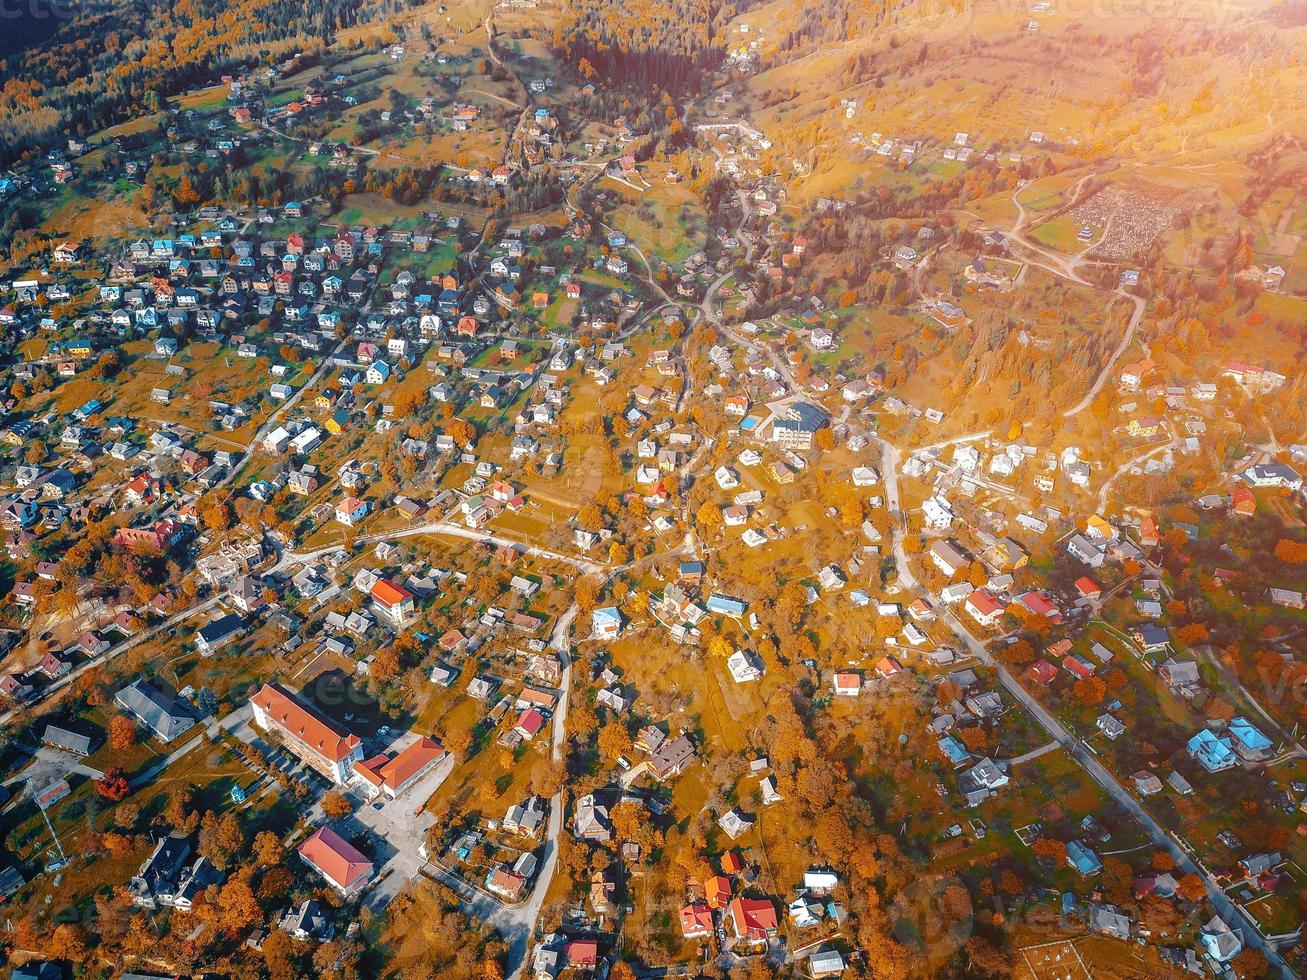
38, 804, 67, 863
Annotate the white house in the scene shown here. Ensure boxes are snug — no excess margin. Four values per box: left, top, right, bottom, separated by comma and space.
263, 426, 291, 453
1067, 534, 1105, 568
965, 590, 1005, 628
922, 495, 953, 529
592, 606, 622, 639
290, 427, 322, 454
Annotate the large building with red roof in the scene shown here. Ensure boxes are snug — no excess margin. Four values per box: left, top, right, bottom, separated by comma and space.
298, 826, 373, 897
965, 589, 1005, 628
250, 682, 364, 784
379, 736, 445, 797
564, 939, 599, 968
351, 736, 446, 799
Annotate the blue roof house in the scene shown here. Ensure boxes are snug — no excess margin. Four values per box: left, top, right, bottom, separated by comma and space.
705, 595, 747, 617
592, 606, 623, 639
1187, 729, 1237, 772
1066, 840, 1103, 876
938, 735, 969, 767
1228, 716, 1272, 760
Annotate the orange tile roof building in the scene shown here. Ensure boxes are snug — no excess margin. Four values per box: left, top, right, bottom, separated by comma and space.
679, 899, 713, 938
352, 754, 389, 794
350, 736, 446, 799
251, 682, 364, 784
298, 826, 373, 896
370, 577, 416, 627
728, 896, 778, 942
705, 874, 732, 909
379, 737, 445, 797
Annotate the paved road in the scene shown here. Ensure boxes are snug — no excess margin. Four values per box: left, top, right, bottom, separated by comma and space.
355, 752, 453, 911
276, 520, 604, 576
939, 604, 1290, 975
221, 340, 345, 490
1001, 741, 1061, 767
680, 152, 1287, 969
875, 442, 1294, 976
1062, 290, 1146, 420
1, 745, 103, 792
502, 602, 577, 979
421, 601, 579, 980
738, 287, 1302, 975
0, 595, 223, 729
259, 119, 382, 159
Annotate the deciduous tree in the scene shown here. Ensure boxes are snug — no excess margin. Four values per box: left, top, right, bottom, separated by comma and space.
109, 714, 136, 749
1032, 837, 1067, 864
198, 810, 245, 870
597, 720, 631, 762
218, 874, 263, 936
254, 830, 282, 866
1176, 872, 1206, 903
322, 791, 353, 820
1231, 949, 1268, 979
96, 767, 131, 801
1274, 539, 1307, 564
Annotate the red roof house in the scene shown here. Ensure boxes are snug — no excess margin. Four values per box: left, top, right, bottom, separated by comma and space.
1062, 655, 1095, 681
379, 736, 445, 796
679, 900, 713, 938
1139, 515, 1160, 548
705, 874, 732, 909
875, 656, 902, 677
251, 682, 362, 783
728, 897, 778, 941
965, 590, 1005, 627
1027, 659, 1059, 686
298, 826, 373, 895
1074, 577, 1103, 599
370, 577, 415, 626
565, 939, 599, 968
514, 707, 546, 740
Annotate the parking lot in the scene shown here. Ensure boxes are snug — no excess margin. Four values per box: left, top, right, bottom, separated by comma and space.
222, 702, 452, 909
346, 748, 453, 909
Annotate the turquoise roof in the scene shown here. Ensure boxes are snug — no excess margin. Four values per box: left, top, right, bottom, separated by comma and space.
1228, 716, 1272, 752
1187, 729, 1236, 771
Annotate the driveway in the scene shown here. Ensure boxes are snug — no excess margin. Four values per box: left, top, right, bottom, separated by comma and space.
2, 745, 103, 797
335, 738, 454, 911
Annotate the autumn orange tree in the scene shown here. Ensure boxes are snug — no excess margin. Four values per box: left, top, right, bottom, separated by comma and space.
198, 810, 245, 870
1274, 538, 1307, 564
1175, 872, 1206, 902
322, 791, 353, 820
1232, 949, 1269, 979
1002, 638, 1037, 666
216, 873, 263, 937
597, 720, 631, 762
109, 714, 136, 749
1072, 676, 1107, 705
1032, 837, 1067, 864
444, 728, 472, 756
254, 830, 282, 866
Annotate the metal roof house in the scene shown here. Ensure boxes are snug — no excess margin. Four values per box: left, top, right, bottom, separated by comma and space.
115, 679, 197, 742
